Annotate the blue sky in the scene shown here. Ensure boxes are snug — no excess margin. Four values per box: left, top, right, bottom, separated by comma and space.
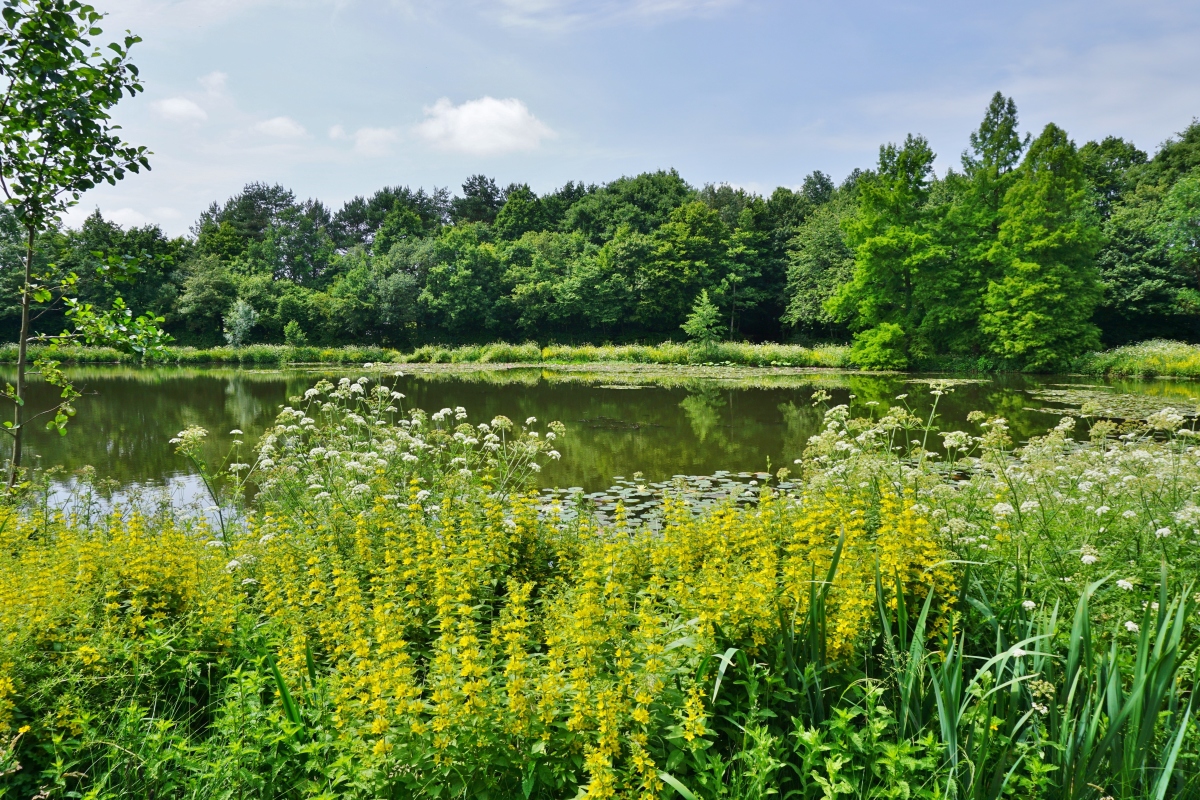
73, 0, 1200, 235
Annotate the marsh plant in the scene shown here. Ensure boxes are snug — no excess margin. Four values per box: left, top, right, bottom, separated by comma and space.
0, 378, 1198, 799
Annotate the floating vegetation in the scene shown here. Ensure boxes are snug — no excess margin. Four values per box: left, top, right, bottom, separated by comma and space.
1027, 386, 1200, 420
538, 470, 781, 527
902, 377, 991, 387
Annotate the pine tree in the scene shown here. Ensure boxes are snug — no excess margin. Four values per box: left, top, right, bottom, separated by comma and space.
681, 289, 723, 351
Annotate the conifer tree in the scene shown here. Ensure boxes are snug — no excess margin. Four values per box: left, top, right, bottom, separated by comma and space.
981, 123, 1103, 370
935, 92, 1029, 353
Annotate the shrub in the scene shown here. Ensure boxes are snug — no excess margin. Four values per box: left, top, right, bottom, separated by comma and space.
849, 322, 908, 369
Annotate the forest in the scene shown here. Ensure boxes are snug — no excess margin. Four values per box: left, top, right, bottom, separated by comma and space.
4, 93, 1198, 371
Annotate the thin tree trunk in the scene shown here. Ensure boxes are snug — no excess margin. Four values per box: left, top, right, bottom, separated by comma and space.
8, 226, 33, 486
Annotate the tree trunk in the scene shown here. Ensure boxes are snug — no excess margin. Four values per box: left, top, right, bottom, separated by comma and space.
8, 226, 33, 486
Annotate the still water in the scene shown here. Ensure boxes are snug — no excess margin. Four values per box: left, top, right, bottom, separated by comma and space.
5, 363, 1199, 495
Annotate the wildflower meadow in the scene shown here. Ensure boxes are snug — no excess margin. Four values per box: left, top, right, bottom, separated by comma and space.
1, 375, 1199, 799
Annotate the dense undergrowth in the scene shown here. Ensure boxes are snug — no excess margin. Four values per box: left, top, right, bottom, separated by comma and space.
1, 378, 1199, 799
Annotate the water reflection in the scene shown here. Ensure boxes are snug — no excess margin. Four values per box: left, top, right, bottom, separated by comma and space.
1, 364, 1197, 492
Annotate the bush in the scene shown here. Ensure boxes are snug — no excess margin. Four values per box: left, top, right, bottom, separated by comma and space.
849, 322, 908, 369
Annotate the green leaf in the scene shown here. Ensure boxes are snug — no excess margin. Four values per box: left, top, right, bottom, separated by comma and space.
711, 646, 739, 703
658, 772, 698, 800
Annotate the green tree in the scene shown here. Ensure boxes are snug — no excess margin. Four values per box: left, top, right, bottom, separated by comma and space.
282, 318, 307, 346
980, 123, 1104, 370
0, 0, 155, 482
563, 169, 693, 243
681, 288, 722, 350
576, 225, 645, 337
1158, 169, 1200, 294
373, 203, 424, 255
223, 298, 258, 347
176, 255, 237, 345
939, 92, 1030, 353
1137, 120, 1200, 187
501, 230, 594, 337
782, 193, 856, 339
637, 201, 728, 332
331, 184, 449, 248
494, 184, 546, 240
1079, 135, 1147, 218
829, 134, 948, 366
450, 174, 503, 225
418, 224, 506, 339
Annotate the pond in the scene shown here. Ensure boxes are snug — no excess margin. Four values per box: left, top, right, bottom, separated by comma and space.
4, 362, 1200, 501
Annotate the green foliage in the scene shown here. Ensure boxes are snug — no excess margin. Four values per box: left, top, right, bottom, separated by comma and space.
980, 123, 1104, 370
450, 174, 504, 224
563, 169, 693, 242
830, 134, 948, 363
848, 321, 908, 369
641, 202, 730, 330
1093, 183, 1196, 343
0, 0, 169, 481
783, 193, 856, 336
4, 383, 1200, 797
493, 183, 545, 240
1, 92, 1196, 365
222, 299, 258, 348
282, 319, 307, 346
1158, 169, 1200, 288
1079, 135, 1147, 217
682, 289, 723, 349
0, 0, 149, 228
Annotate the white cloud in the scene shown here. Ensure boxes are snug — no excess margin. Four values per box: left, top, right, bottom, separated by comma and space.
253, 116, 308, 138
330, 124, 401, 156
351, 127, 401, 156
104, 208, 156, 227
154, 97, 208, 122
199, 71, 228, 95
415, 97, 554, 155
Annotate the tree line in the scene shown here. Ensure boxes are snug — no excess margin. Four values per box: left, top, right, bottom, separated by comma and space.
3, 93, 1197, 369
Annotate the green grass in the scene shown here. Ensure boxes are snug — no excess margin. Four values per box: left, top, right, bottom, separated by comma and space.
1075, 339, 1200, 378
11, 339, 1200, 376
0, 341, 852, 369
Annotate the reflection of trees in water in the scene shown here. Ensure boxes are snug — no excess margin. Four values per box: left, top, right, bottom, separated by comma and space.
225, 378, 271, 432
8, 367, 1177, 493
778, 401, 821, 458
679, 387, 726, 443
18, 373, 287, 485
